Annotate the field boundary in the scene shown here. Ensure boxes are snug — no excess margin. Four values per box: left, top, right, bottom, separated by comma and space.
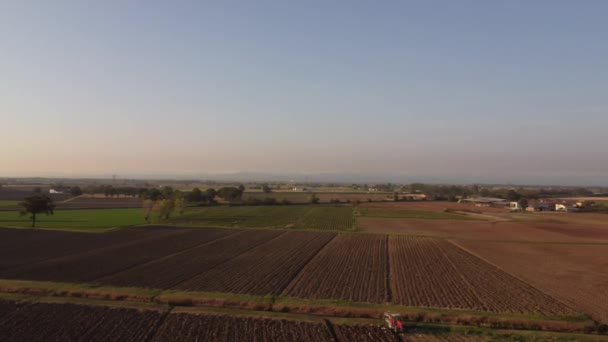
279, 233, 338, 297
0, 278, 597, 334
2, 293, 606, 341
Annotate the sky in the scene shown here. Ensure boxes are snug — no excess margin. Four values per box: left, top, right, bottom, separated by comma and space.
1, 1, 607, 185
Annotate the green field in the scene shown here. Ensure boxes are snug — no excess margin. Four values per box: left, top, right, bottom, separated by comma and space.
172, 205, 356, 231
0, 208, 145, 231
359, 208, 476, 220
0, 200, 19, 206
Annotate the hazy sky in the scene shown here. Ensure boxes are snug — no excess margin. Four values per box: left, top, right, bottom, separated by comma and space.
1, 1, 607, 185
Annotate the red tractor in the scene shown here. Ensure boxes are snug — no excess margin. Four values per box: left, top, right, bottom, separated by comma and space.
383, 312, 404, 333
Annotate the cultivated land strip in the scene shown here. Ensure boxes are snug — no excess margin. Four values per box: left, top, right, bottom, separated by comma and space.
0, 295, 604, 341
90, 229, 245, 287
96, 230, 281, 289
0, 225, 603, 336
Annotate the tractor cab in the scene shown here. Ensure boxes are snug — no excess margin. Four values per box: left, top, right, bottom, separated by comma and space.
383, 312, 404, 333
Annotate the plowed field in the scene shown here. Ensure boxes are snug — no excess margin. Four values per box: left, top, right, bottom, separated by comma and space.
455, 240, 608, 323
175, 231, 336, 295
0, 226, 178, 271
283, 234, 388, 303
390, 236, 576, 315
0, 301, 162, 342
97, 230, 281, 289
333, 325, 488, 341
3, 228, 231, 282
152, 313, 334, 341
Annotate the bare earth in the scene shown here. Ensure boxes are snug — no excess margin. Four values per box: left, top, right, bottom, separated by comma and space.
454, 241, 608, 324
360, 201, 509, 213
358, 217, 608, 243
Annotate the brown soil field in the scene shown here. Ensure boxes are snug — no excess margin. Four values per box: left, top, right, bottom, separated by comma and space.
526, 212, 608, 226
2, 228, 232, 282
0, 226, 177, 271
389, 236, 484, 310
97, 229, 281, 289
0, 188, 72, 202
360, 201, 509, 213
152, 312, 334, 341
0, 227, 587, 319
283, 234, 388, 303
56, 196, 143, 209
0, 301, 162, 342
333, 325, 487, 341
455, 241, 608, 324
359, 217, 608, 243
389, 236, 575, 315
175, 231, 336, 295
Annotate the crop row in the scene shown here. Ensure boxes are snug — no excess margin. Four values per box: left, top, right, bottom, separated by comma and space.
0, 301, 162, 342
390, 236, 575, 315
175, 231, 336, 295
0, 228, 577, 316
0, 300, 489, 341
2, 228, 232, 282
283, 234, 388, 303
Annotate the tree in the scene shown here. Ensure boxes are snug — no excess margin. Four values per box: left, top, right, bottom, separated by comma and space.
506, 190, 521, 201
161, 186, 174, 199
218, 187, 243, 202
70, 186, 83, 197
152, 199, 175, 221
206, 188, 217, 202
187, 188, 203, 202
173, 192, 186, 215
18, 194, 55, 228
310, 193, 320, 204
142, 200, 154, 223
518, 198, 529, 212
393, 192, 399, 201
262, 184, 272, 194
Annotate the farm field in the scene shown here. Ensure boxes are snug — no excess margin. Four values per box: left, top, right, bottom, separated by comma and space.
389, 236, 575, 315
243, 191, 392, 203
152, 312, 334, 341
359, 217, 608, 242
56, 196, 144, 209
172, 205, 355, 231
1, 228, 232, 282
2, 299, 563, 342
0, 226, 178, 270
455, 240, 608, 324
283, 234, 389, 303
0, 300, 163, 342
359, 207, 476, 220
0, 208, 145, 231
0, 200, 18, 207
175, 231, 336, 295
98, 229, 282, 289
0, 227, 585, 319
360, 201, 509, 213
333, 325, 488, 341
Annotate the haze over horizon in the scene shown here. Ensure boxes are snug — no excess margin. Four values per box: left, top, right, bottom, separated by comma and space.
1, 1, 607, 185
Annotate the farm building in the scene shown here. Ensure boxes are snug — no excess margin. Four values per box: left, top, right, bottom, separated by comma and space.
400, 193, 427, 201
524, 200, 556, 212
291, 187, 309, 192
49, 189, 64, 194
461, 197, 507, 207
